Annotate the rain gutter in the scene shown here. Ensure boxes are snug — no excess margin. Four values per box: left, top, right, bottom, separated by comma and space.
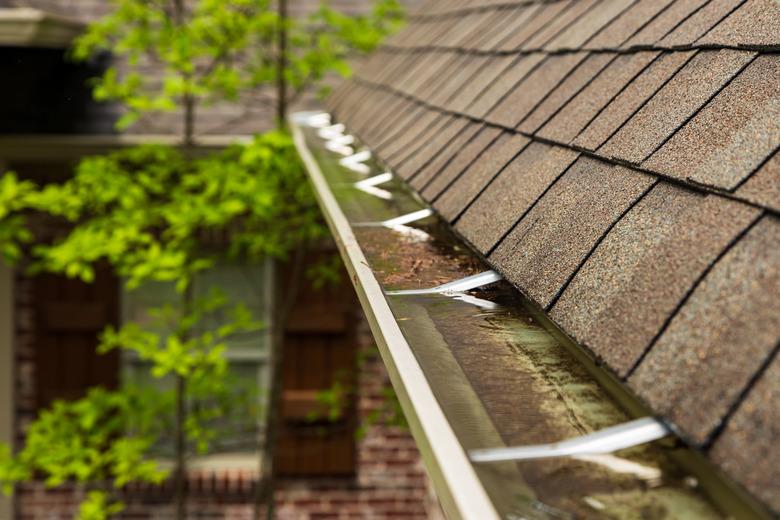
292, 114, 499, 520
291, 111, 770, 520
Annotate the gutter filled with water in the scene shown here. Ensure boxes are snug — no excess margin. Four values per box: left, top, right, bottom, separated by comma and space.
290, 112, 769, 520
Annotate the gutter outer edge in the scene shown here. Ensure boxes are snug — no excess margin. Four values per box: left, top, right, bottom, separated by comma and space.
291, 117, 500, 520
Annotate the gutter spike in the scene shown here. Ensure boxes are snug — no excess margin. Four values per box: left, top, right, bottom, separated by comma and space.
387, 270, 502, 296
339, 149, 372, 174
469, 417, 671, 463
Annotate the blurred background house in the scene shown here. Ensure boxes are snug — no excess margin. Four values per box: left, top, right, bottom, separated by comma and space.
0, 1, 436, 518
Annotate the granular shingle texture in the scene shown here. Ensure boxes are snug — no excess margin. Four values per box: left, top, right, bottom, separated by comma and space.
698, 0, 780, 48
421, 125, 502, 200
710, 346, 780, 512
644, 54, 780, 190
629, 215, 780, 445
599, 50, 755, 164
550, 183, 758, 376
456, 142, 580, 252
572, 51, 695, 150
737, 149, 780, 211
489, 157, 654, 308
331, 0, 780, 513
434, 132, 530, 221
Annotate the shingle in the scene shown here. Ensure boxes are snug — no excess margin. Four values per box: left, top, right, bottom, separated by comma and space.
486, 53, 589, 128
456, 143, 580, 253
428, 55, 487, 106
436, 12, 489, 47
490, 157, 655, 308
517, 53, 615, 133
550, 183, 759, 376
396, 116, 470, 180
387, 113, 451, 167
377, 108, 438, 159
644, 55, 780, 190
599, 50, 755, 165
327, 80, 359, 117
421, 126, 502, 201
573, 51, 694, 150
658, 0, 745, 48
417, 54, 471, 102
435, 133, 530, 221
378, 53, 420, 90
710, 346, 780, 512
407, 52, 459, 98
523, 0, 601, 50
473, 4, 545, 51
362, 95, 411, 143
698, 0, 780, 48
623, 0, 710, 48
736, 150, 780, 211
497, 1, 573, 51
449, 55, 515, 113
410, 121, 484, 190
586, 0, 677, 49
362, 51, 403, 84
538, 51, 659, 143
348, 88, 385, 134
629, 215, 779, 446
465, 54, 546, 119
464, 10, 514, 50
543, 0, 634, 51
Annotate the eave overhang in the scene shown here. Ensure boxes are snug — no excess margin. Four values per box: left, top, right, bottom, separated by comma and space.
291, 111, 770, 520
0, 8, 83, 48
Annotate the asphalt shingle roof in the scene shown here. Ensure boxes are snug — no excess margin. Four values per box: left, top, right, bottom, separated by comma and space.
328, 0, 780, 512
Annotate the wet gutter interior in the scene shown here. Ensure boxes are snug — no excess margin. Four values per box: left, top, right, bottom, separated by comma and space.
291, 112, 768, 520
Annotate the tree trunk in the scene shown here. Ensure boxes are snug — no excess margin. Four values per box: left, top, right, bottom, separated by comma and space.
276, 0, 288, 128
174, 374, 187, 520
183, 95, 196, 148
173, 281, 193, 520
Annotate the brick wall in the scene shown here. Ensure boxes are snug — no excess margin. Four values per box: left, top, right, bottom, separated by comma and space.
12, 273, 440, 519
7, 1, 436, 517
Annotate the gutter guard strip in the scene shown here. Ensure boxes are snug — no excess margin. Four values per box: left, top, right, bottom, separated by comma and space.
291, 114, 501, 520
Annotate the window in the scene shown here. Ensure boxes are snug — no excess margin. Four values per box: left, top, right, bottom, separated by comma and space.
121, 261, 273, 457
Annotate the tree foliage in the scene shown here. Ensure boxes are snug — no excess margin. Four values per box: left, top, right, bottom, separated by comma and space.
71, 0, 403, 130
0, 0, 404, 518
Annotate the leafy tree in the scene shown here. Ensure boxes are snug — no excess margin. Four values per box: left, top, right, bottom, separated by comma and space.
71, 0, 404, 137
0, 0, 403, 518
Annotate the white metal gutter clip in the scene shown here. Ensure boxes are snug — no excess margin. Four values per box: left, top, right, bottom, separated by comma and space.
317, 123, 345, 139
381, 208, 434, 240
355, 172, 393, 200
387, 270, 502, 296
339, 149, 372, 174
306, 112, 331, 128
325, 134, 355, 156
469, 417, 670, 463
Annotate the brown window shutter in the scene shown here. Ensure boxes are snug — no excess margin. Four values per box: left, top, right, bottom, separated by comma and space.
275, 255, 358, 477
33, 266, 119, 410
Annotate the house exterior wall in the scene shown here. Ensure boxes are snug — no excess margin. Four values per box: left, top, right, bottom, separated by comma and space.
13, 301, 436, 519
3, 1, 435, 517
0, 263, 13, 520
